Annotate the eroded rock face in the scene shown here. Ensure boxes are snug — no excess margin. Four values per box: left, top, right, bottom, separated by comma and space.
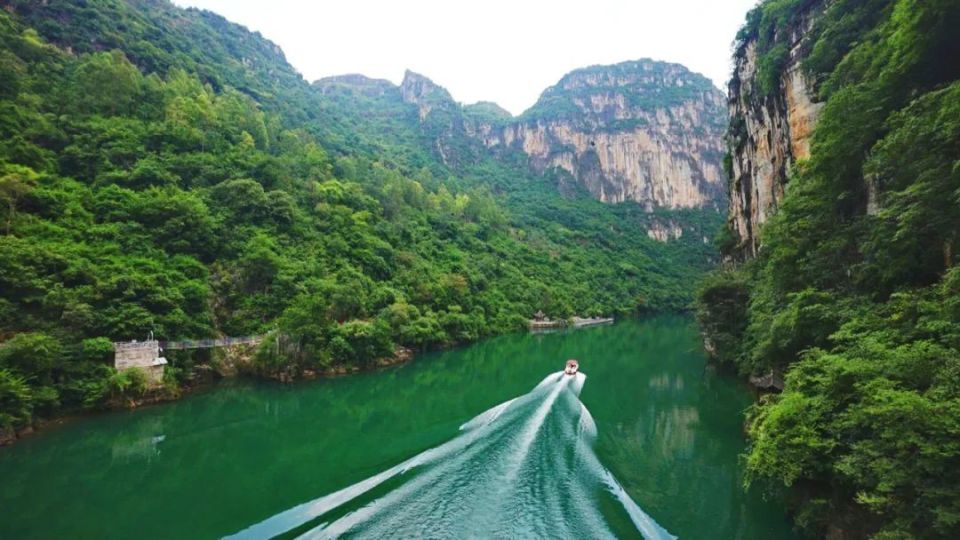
398, 61, 728, 210
727, 7, 823, 258
321, 63, 727, 211
400, 70, 456, 121
492, 62, 726, 209
646, 220, 685, 242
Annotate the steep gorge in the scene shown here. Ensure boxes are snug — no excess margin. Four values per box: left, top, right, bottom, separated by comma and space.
0, 0, 728, 441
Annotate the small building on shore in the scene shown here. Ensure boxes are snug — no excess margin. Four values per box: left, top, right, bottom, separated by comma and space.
113, 340, 167, 384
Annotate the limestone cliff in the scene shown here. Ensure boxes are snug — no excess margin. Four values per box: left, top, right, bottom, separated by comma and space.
395, 61, 727, 211
314, 63, 727, 223
399, 70, 457, 121
479, 61, 727, 210
727, 5, 823, 258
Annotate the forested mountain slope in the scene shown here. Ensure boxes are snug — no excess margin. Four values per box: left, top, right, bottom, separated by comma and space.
314, 60, 727, 232
698, 0, 960, 537
0, 0, 722, 437
383, 61, 727, 209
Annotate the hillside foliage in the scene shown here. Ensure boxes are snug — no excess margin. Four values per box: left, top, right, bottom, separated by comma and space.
0, 1, 721, 432
700, 0, 960, 537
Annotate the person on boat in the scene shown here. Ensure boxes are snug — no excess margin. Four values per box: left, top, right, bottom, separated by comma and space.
564, 359, 579, 376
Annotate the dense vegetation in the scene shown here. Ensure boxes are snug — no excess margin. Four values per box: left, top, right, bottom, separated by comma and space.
699, 0, 960, 537
521, 59, 725, 129
0, 1, 720, 435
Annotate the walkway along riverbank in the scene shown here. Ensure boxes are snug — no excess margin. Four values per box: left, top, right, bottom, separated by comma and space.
528, 316, 615, 331
0, 334, 411, 447
3, 316, 616, 447
112, 335, 268, 386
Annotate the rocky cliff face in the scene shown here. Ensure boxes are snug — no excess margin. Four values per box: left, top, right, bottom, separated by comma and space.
313, 63, 727, 233
727, 6, 823, 258
399, 70, 457, 121
481, 61, 726, 209
395, 61, 727, 211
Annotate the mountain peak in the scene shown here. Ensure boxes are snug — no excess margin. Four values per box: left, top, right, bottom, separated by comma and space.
400, 70, 453, 102
463, 101, 513, 123
400, 70, 455, 120
521, 59, 725, 126
540, 59, 720, 102
313, 74, 397, 97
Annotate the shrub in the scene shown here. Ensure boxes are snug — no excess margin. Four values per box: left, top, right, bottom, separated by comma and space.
0, 368, 33, 429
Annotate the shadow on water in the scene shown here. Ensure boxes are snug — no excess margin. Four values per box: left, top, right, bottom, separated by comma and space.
0, 315, 798, 539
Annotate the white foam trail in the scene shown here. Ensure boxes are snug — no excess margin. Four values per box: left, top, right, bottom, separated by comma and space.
224, 371, 675, 540
312, 376, 572, 538
579, 402, 598, 440
224, 376, 562, 540
571, 371, 587, 395
459, 397, 516, 431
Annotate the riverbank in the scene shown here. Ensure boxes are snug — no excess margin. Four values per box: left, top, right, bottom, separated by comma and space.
1, 312, 672, 447
260, 346, 414, 383
0, 345, 416, 447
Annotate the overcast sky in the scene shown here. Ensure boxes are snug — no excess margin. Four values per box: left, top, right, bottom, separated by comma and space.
173, 0, 757, 115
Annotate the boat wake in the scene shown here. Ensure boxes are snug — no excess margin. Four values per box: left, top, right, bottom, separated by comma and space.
224, 372, 675, 539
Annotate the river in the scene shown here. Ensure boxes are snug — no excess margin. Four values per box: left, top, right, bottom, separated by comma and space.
0, 315, 796, 539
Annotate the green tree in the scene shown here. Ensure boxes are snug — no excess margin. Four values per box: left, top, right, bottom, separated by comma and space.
0, 368, 33, 429
0, 164, 37, 234
70, 50, 143, 116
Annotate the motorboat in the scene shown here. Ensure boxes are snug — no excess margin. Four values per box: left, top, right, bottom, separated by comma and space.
564, 359, 579, 376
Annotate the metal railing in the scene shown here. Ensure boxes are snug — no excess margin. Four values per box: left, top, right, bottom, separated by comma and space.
160, 335, 266, 350
114, 340, 160, 351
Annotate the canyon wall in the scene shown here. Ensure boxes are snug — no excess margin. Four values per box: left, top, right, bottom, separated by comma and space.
727, 7, 823, 258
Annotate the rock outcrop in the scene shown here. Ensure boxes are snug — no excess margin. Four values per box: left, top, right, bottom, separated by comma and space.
316, 62, 727, 212
478, 61, 727, 209
392, 61, 727, 211
727, 5, 823, 258
399, 70, 457, 121
646, 219, 685, 242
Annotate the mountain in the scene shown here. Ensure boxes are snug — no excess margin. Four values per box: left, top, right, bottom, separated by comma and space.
315, 60, 727, 242
0, 0, 723, 438
698, 0, 960, 537
465, 61, 726, 209
352, 60, 727, 210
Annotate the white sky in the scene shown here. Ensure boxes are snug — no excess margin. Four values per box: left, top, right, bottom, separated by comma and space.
173, 0, 758, 115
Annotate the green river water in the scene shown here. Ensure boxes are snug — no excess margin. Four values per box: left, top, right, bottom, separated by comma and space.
0, 316, 797, 539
